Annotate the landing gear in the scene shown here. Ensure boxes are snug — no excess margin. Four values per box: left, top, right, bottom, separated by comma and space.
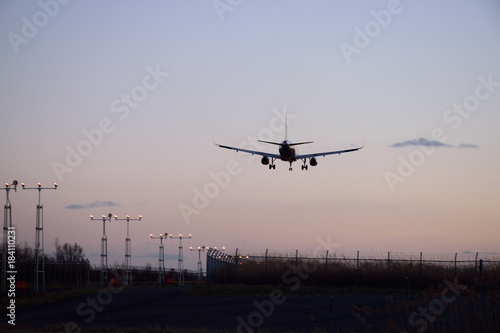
289, 162, 293, 171
301, 159, 308, 170
268, 158, 276, 170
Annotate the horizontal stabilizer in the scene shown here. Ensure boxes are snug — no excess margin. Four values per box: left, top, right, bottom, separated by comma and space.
258, 140, 282, 146
289, 141, 313, 146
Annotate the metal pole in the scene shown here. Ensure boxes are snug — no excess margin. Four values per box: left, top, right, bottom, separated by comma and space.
190, 246, 217, 282
115, 215, 141, 285
419, 252, 423, 290
325, 250, 329, 285
356, 251, 359, 288
170, 234, 191, 286
387, 251, 391, 288
234, 248, 238, 284
295, 249, 298, 275
475, 252, 479, 277
91, 213, 112, 286
23, 182, 57, 292
2, 181, 17, 293
150, 234, 166, 285
265, 249, 268, 285
454, 252, 458, 280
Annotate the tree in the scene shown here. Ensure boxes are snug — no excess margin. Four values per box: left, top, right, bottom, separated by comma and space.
54, 238, 86, 263
16, 241, 35, 262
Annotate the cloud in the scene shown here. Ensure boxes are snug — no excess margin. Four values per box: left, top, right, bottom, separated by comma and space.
391, 138, 480, 149
458, 143, 479, 149
65, 201, 121, 210
390, 138, 452, 148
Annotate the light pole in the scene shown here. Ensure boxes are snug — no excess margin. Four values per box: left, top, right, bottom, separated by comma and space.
150, 233, 166, 285
90, 213, 112, 286
170, 234, 191, 286
190, 246, 206, 281
190, 246, 226, 281
114, 214, 141, 285
2, 180, 17, 292
22, 182, 57, 292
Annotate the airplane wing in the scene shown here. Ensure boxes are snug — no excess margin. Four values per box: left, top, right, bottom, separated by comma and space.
214, 142, 281, 159
296, 144, 364, 159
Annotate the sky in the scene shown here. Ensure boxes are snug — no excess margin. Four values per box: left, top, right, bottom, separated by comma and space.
1, 1, 500, 271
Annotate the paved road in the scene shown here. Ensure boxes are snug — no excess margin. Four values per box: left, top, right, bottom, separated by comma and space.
15, 287, 401, 332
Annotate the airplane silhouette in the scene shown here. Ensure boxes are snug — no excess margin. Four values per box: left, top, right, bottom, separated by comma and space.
214, 117, 363, 171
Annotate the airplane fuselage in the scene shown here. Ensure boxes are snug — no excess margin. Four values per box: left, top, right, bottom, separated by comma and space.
278, 140, 297, 161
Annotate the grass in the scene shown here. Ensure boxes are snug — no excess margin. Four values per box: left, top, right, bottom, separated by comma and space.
0, 326, 222, 333
5, 257, 499, 332
1, 285, 98, 310
350, 273, 500, 332
1, 282, 177, 310
212, 256, 499, 291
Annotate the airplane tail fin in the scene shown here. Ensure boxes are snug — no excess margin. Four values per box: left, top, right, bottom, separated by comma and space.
285, 112, 288, 141
258, 112, 313, 146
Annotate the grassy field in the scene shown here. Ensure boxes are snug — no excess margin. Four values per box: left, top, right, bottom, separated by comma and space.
3, 257, 499, 332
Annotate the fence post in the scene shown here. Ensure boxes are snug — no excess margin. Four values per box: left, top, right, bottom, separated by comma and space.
387, 251, 391, 288
325, 250, 329, 285
234, 248, 238, 284
474, 252, 479, 277
454, 253, 457, 280
356, 251, 359, 288
295, 249, 298, 275
419, 252, 423, 290
479, 259, 484, 299
264, 249, 268, 285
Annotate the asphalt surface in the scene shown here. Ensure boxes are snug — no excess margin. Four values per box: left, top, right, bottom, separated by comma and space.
14, 286, 402, 332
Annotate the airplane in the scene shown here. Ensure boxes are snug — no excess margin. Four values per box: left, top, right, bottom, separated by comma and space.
214, 117, 364, 171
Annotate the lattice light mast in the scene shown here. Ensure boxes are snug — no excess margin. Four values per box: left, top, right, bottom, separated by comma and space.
2, 181, 17, 292
150, 233, 167, 285
22, 182, 57, 292
90, 213, 112, 286
114, 214, 141, 285
170, 233, 191, 286
190, 246, 224, 281
190, 246, 206, 281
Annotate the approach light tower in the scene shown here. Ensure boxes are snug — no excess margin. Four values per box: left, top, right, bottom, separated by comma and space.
170, 234, 191, 286
114, 214, 141, 285
150, 233, 167, 284
90, 213, 112, 286
22, 182, 57, 292
2, 181, 17, 293
190, 246, 206, 281
190, 246, 225, 281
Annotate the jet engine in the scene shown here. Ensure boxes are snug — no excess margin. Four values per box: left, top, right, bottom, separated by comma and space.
310, 157, 317, 166
261, 156, 270, 165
